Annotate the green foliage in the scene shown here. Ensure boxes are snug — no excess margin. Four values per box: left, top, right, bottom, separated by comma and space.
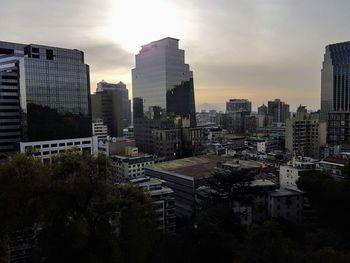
0, 152, 158, 263
242, 220, 299, 263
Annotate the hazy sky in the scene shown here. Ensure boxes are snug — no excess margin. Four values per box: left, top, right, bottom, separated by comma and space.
1, 0, 350, 111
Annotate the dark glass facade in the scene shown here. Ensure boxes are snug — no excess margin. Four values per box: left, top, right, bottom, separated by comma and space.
321, 42, 350, 122
132, 37, 196, 127
0, 41, 92, 156
23, 45, 92, 141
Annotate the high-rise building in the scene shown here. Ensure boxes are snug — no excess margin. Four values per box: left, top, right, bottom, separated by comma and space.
285, 106, 327, 159
91, 81, 131, 138
225, 99, 251, 134
131, 38, 201, 160
320, 41, 350, 122
96, 80, 131, 126
226, 99, 252, 113
0, 41, 93, 157
132, 37, 196, 126
268, 99, 290, 123
258, 104, 268, 115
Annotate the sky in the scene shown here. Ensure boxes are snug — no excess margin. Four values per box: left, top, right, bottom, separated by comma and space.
1, 0, 350, 112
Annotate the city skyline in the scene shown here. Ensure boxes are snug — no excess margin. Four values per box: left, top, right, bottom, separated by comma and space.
2, 0, 350, 111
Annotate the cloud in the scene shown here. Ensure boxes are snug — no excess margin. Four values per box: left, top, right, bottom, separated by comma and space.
82, 42, 133, 72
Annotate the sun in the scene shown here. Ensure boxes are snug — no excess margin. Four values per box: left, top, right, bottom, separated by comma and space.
105, 0, 187, 53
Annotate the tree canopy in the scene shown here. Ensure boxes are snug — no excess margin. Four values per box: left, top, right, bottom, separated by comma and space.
0, 152, 158, 263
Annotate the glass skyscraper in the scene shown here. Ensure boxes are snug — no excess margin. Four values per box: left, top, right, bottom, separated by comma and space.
0, 41, 92, 156
132, 37, 196, 126
321, 41, 350, 121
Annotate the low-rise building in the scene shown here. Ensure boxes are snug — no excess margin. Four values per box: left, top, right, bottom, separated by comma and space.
320, 156, 349, 180
92, 119, 108, 142
111, 151, 155, 182
280, 156, 320, 190
267, 188, 304, 224
20, 136, 98, 163
130, 177, 175, 232
146, 155, 263, 217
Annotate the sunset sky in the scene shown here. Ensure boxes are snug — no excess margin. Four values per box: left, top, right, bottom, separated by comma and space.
1, 0, 350, 111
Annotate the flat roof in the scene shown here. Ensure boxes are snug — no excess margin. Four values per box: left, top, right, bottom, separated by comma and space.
148, 155, 263, 179
269, 188, 303, 197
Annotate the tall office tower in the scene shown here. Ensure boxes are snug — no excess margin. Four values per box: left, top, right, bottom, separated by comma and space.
132, 37, 196, 126
91, 81, 131, 138
320, 42, 350, 122
258, 104, 268, 115
96, 80, 131, 126
225, 99, 251, 134
0, 41, 93, 158
268, 99, 290, 123
226, 99, 252, 113
131, 38, 202, 160
285, 106, 327, 159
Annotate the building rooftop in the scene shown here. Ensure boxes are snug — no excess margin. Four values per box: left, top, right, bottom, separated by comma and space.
321, 156, 348, 165
148, 155, 263, 179
269, 188, 303, 197
250, 179, 276, 187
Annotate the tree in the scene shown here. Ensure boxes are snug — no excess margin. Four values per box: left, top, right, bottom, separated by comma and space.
0, 152, 158, 263
241, 220, 300, 263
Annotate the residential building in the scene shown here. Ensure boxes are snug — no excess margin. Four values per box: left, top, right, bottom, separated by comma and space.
267, 188, 304, 224
285, 105, 327, 159
0, 41, 92, 157
280, 156, 320, 190
92, 118, 108, 142
320, 41, 350, 122
91, 80, 131, 137
130, 177, 176, 232
268, 99, 290, 123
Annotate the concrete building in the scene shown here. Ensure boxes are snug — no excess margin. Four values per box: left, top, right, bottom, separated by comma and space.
91, 81, 131, 138
134, 118, 204, 162
268, 99, 290, 123
226, 99, 252, 113
258, 104, 268, 115
98, 137, 136, 156
130, 177, 176, 232
20, 136, 98, 163
285, 106, 327, 159
92, 118, 108, 142
280, 156, 320, 190
123, 127, 134, 138
267, 188, 304, 224
145, 155, 263, 217
225, 99, 251, 135
0, 41, 92, 158
111, 149, 154, 182
327, 112, 350, 147
320, 156, 349, 180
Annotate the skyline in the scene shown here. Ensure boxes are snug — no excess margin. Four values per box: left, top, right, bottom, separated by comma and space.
2, 0, 350, 111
